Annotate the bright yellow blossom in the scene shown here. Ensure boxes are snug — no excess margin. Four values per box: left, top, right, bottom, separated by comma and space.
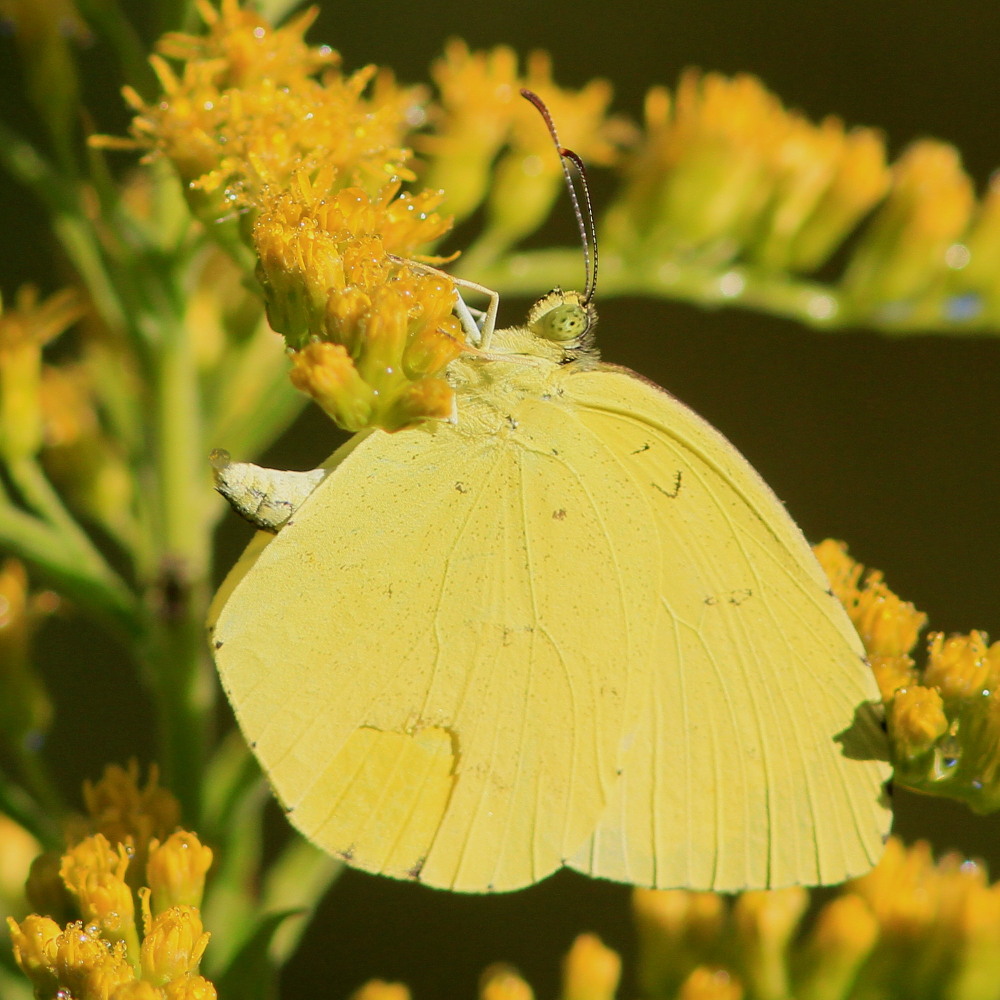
562, 933, 621, 1000
480, 963, 534, 1000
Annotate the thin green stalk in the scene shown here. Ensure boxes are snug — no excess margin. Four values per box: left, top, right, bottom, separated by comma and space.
145, 310, 216, 822
466, 246, 1000, 336
2, 463, 139, 636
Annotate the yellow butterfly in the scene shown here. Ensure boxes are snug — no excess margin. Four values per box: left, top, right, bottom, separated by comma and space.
208, 279, 890, 893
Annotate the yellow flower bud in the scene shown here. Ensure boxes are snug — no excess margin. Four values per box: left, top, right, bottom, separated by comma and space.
633, 889, 726, 997
889, 685, 949, 760
350, 981, 412, 1000
288, 341, 375, 432
678, 966, 744, 1000
55, 921, 135, 1000
924, 631, 993, 700
794, 895, 879, 1000
81, 762, 182, 866
843, 140, 975, 314
140, 902, 210, 986
869, 654, 918, 701
733, 888, 808, 1000
162, 974, 218, 1000
561, 933, 621, 1000
0, 287, 86, 461
111, 980, 164, 1000
788, 127, 890, 273
813, 539, 864, 609
479, 963, 534, 1000
7, 913, 61, 994
852, 575, 927, 658
147, 832, 213, 914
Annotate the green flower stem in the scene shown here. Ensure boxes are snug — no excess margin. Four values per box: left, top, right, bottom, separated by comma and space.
465, 246, 1000, 335
145, 310, 216, 822
3, 739, 66, 844
204, 326, 306, 469
0, 766, 62, 849
0, 121, 126, 334
260, 837, 344, 965
1, 463, 139, 636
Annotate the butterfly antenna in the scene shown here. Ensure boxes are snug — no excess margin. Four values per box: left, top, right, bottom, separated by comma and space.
519, 88, 599, 305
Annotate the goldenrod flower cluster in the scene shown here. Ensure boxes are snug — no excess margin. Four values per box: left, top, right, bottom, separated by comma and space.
815, 540, 1000, 812
7, 764, 215, 1000
422, 40, 626, 267
107, 0, 631, 432
629, 836, 1000, 1000
105, 0, 468, 432
344, 840, 1000, 1000
600, 69, 1000, 329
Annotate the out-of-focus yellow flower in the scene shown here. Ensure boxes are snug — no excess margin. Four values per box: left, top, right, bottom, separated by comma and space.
482, 53, 623, 261
794, 894, 879, 1000
750, 116, 890, 273
0, 286, 87, 461
842, 140, 975, 315
0, 558, 58, 750
888, 685, 949, 760
609, 71, 788, 258
561, 933, 621, 1000
785, 125, 890, 273
924, 631, 993, 700
0, 814, 42, 920
677, 967, 743, 1000
424, 41, 625, 258
633, 888, 726, 998
630, 838, 1000, 1000
421, 41, 521, 221
480, 963, 534, 1000
733, 888, 808, 1000
351, 981, 413, 1000
66, 762, 182, 886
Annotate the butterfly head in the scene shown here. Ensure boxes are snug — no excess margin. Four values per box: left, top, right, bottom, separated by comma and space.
527, 289, 598, 356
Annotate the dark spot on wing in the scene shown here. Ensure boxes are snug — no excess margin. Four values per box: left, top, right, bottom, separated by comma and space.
552, 508, 567, 520
728, 588, 753, 606
338, 846, 355, 862
213, 639, 223, 650
408, 857, 426, 880
455, 482, 468, 493
651, 470, 683, 499
631, 442, 651, 454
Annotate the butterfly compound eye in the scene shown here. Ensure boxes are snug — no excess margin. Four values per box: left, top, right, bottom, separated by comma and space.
527, 289, 596, 346
537, 301, 590, 342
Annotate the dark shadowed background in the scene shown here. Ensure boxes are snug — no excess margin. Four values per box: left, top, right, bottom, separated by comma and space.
2, 1, 999, 997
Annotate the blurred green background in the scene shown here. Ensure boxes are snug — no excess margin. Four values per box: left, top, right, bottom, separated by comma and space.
2, 1, 999, 998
